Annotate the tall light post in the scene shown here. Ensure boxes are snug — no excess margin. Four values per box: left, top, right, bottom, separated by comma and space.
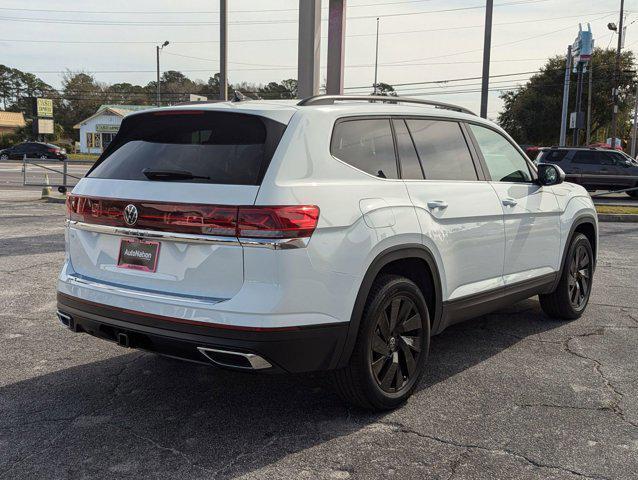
156, 40, 169, 107
610, 0, 625, 145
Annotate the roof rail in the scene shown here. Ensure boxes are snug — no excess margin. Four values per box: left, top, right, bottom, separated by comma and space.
297, 95, 476, 116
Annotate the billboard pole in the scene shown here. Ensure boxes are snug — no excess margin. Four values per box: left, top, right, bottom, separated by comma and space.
559, 45, 572, 147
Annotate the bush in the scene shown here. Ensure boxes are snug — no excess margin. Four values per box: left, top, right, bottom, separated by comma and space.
0, 133, 21, 149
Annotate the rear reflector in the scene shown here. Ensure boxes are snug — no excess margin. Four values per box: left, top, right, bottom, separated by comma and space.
66, 195, 319, 239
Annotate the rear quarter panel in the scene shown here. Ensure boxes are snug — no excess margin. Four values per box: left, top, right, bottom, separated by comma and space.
255, 109, 423, 324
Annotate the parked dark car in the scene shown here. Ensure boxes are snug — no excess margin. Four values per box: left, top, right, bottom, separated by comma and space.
536, 147, 638, 197
0, 142, 67, 161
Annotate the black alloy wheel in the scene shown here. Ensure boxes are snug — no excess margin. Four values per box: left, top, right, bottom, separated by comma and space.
370, 295, 422, 393
539, 233, 594, 320
568, 244, 592, 309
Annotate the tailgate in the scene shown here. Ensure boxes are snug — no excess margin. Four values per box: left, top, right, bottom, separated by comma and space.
67, 178, 257, 300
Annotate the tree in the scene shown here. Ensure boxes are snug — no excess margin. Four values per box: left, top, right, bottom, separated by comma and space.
498, 48, 636, 146
376, 82, 397, 96
57, 72, 105, 134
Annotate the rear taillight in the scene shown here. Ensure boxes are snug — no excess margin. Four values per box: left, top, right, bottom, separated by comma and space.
66, 195, 319, 239
238, 205, 319, 238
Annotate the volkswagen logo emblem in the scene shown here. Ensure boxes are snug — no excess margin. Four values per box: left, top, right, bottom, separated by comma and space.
123, 204, 139, 226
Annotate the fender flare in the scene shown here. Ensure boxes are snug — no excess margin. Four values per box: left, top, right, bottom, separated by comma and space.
333, 243, 443, 369
551, 214, 597, 292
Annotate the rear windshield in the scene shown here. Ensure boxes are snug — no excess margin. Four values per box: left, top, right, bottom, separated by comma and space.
88, 111, 287, 185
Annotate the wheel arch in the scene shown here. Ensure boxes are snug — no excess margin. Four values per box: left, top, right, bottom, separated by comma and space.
333, 244, 443, 369
552, 214, 597, 291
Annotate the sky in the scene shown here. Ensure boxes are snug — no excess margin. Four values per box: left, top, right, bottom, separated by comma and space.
0, 0, 635, 118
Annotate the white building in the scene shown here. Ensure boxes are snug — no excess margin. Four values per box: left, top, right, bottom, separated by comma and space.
74, 105, 152, 154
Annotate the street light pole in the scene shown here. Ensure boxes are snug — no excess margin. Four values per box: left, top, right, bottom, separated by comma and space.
373, 17, 379, 95
480, 0, 494, 118
156, 46, 160, 107
610, 0, 625, 144
156, 40, 169, 107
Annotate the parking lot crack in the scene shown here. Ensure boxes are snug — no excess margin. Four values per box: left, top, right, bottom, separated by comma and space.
563, 330, 638, 430
376, 420, 610, 479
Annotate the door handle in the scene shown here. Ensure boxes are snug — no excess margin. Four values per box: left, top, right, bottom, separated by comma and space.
502, 198, 518, 207
427, 200, 448, 210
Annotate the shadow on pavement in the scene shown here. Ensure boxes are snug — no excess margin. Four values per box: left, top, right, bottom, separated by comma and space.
0, 299, 563, 479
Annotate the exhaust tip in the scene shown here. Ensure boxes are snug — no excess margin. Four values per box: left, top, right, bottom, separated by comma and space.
56, 310, 76, 331
197, 347, 272, 370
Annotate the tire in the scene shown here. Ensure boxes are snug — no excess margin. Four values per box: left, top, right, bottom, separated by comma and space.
539, 233, 594, 320
332, 274, 430, 411
39, 154, 48, 160
627, 186, 638, 198
0, 154, 8, 161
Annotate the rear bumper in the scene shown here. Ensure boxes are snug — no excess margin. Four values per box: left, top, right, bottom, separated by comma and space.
56, 293, 349, 373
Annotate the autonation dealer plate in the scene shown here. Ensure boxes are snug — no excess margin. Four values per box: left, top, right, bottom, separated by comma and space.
117, 238, 160, 272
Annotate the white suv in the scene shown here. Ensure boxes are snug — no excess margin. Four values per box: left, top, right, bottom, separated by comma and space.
57, 95, 597, 410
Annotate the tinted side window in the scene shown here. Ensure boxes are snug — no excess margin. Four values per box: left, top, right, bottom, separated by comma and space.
392, 119, 424, 180
406, 119, 477, 181
469, 124, 532, 182
572, 151, 607, 165
331, 119, 398, 179
539, 150, 568, 162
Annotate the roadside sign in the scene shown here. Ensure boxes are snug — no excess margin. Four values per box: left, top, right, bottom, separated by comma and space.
95, 124, 119, 133
36, 118, 54, 135
36, 98, 53, 118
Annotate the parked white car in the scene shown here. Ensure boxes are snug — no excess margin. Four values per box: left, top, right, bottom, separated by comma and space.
57, 96, 597, 410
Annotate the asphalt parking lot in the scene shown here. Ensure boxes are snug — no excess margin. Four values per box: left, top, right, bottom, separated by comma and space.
0, 195, 637, 480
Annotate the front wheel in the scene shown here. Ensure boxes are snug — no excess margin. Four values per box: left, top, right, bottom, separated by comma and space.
539, 233, 594, 320
0, 154, 8, 161
332, 275, 430, 410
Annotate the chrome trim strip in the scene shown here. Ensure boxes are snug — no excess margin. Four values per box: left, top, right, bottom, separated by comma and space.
66, 220, 310, 249
238, 237, 310, 250
197, 347, 272, 370
66, 220, 240, 246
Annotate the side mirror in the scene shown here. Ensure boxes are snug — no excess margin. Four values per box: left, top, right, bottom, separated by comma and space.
537, 163, 565, 186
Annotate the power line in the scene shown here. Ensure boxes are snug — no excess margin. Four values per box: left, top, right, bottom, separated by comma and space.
0, 1, 553, 27
0, 11, 614, 46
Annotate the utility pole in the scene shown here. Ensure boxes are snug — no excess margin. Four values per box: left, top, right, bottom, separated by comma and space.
573, 63, 585, 146
585, 60, 594, 145
297, 0, 321, 98
373, 17, 380, 95
219, 0, 228, 100
631, 82, 638, 157
559, 45, 572, 147
480, 0, 494, 118
326, 0, 347, 95
610, 0, 625, 144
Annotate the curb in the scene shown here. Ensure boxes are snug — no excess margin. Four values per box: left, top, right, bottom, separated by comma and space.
43, 196, 66, 204
597, 214, 638, 223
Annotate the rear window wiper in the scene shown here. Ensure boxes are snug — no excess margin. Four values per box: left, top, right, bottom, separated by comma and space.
142, 168, 210, 181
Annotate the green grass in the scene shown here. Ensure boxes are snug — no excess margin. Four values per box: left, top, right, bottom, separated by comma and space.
67, 153, 99, 161
596, 205, 638, 215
